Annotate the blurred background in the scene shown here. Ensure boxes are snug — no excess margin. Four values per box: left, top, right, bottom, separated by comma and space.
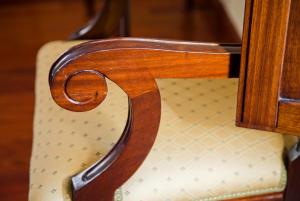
0, 0, 243, 200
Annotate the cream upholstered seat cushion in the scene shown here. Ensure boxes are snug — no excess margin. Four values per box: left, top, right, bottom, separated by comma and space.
29, 41, 287, 201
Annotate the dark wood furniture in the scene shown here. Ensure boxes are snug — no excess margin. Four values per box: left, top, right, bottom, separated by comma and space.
236, 1, 300, 200
73, 0, 130, 39
49, 38, 239, 201
48, 0, 300, 201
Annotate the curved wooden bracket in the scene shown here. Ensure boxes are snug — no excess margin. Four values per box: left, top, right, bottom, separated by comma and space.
71, 0, 130, 40
49, 38, 241, 201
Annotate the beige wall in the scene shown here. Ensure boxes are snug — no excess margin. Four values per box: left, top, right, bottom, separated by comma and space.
219, 0, 245, 37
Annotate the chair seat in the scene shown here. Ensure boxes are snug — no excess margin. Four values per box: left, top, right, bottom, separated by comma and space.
29, 41, 286, 201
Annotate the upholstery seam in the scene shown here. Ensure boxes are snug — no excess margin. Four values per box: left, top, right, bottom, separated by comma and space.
116, 162, 286, 201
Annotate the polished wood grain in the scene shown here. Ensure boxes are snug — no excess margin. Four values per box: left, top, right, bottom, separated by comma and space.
237, 0, 290, 130
236, 1, 300, 200
236, 0, 291, 131
277, 101, 300, 135
276, 0, 300, 137
49, 38, 241, 201
65, 71, 108, 110
0, 2, 87, 201
0, 1, 253, 201
237, 0, 300, 136
51, 38, 241, 82
280, 0, 300, 100
74, 0, 241, 41
45, 1, 300, 201
50, 40, 161, 201
71, 0, 130, 39
0, 1, 240, 200
48, 37, 287, 201
236, 0, 252, 127
131, 0, 241, 43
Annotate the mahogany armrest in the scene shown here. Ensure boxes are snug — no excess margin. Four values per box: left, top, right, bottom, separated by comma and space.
49, 38, 241, 201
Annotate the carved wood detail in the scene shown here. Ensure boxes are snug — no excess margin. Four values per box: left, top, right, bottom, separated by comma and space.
49, 38, 241, 201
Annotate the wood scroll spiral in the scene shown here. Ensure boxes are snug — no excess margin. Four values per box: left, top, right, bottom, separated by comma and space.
49, 38, 241, 201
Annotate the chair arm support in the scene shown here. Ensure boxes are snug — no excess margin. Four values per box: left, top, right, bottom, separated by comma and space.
49, 38, 241, 201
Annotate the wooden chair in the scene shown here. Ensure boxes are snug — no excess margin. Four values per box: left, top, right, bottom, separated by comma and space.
28, 0, 300, 201
73, 0, 130, 39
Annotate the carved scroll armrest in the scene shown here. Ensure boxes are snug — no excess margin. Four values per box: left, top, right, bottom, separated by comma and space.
49, 38, 241, 201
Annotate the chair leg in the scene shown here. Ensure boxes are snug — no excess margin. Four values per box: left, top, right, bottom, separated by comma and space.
119, 0, 130, 37
71, 0, 130, 39
84, 0, 96, 17
284, 141, 300, 201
